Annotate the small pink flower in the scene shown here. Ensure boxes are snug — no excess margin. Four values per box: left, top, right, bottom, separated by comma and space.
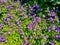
43, 14, 46, 17
30, 35, 33, 39
44, 36, 48, 39
25, 39, 28, 44
8, 31, 11, 35
16, 8, 18, 12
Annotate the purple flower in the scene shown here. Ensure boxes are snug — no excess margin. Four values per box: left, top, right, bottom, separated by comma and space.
0, 37, 5, 42
6, 18, 10, 21
57, 20, 60, 22
29, 11, 34, 15
47, 18, 51, 20
48, 27, 52, 32
20, 6, 25, 11
33, 4, 40, 9
0, 24, 3, 29
43, 14, 46, 17
22, 12, 25, 17
55, 16, 58, 18
30, 35, 33, 39
58, 35, 60, 38
7, 21, 11, 26
34, 28, 36, 31
43, 42, 46, 45
33, 14, 36, 17
50, 12, 55, 16
5, 40, 8, 42
36, 17, 41, 22
8, 31, 11, 35
30, 4, 40, 15
21, 35, 24, 38
22, 32, 24, 35
27, 23, 33, 30
25, 39, 28, 44
33, 17, 41, 23
55, 27, 60, 32
50, 42, 55, 45
22, 42, 24, 45
55, 34, 59, 38
44, 35, 48, 39
1, 34, 4, 38
1, 38, 5, 42
53, 25, 57, 30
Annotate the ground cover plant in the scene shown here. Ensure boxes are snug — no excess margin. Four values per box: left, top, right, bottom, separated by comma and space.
0, 0, 60, 45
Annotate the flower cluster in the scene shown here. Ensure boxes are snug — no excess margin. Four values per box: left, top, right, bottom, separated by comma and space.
30, 4, 41, 16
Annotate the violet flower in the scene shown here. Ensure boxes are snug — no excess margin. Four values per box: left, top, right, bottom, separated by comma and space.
59, 35, 60, 38
33, 17, 41, 23
22, 32, 24, 35
50, 17, 54, 21
5, 40, 8, 42
44, 35, 48, 39
27, 23, 33, 30
53, 25, 57, 30
47, 18, 51, 20
8, 31, 11, 35
0, 35, 5, 42
36, 17, 41, 23
50, 42, 55, 45
57, 20, 60, 22
25, 39, 28, 45
20, 6, 25, 11
48, 27, 52, 32
0, 24, 3, 29
30, 35, 33, 39
0, 37, 5, 42
55, 16, 58, 18
55, 27, 60, 32
34, 28, 36, 31
43, 14, 46, 17
21, 35, 24, 38
50, 12, 55, 17
22, 42, 24, 45
21, 12, 25, 17
55, 34, 59, 39
7, 21, 11, 26
32, 14, 36, 17
30, 3, 40, 15
43, 42, 46, 45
